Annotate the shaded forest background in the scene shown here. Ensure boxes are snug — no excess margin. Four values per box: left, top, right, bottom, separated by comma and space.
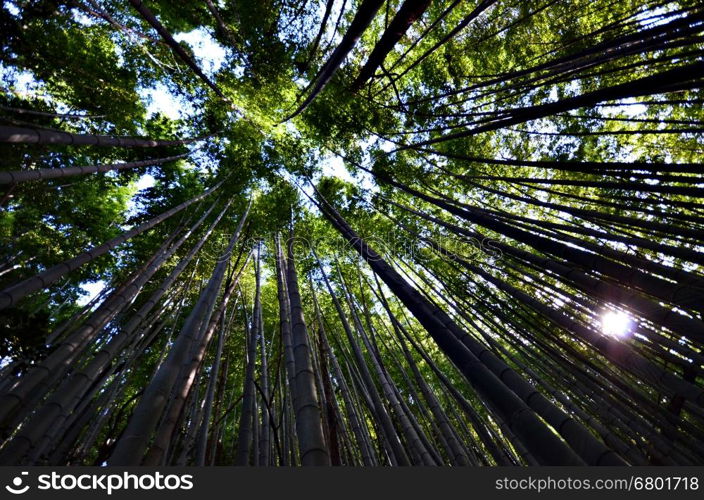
0, 0, 703, 466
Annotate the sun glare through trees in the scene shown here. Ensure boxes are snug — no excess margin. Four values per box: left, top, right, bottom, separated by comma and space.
601, 310, 632, 338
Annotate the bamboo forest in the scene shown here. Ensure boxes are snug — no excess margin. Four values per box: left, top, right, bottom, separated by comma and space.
0, 0, 703, 468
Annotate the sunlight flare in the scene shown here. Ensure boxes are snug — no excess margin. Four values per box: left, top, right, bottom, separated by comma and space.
601, 310, 632, 337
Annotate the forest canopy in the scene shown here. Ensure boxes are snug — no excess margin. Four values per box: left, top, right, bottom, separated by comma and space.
0, 0, 703, 466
